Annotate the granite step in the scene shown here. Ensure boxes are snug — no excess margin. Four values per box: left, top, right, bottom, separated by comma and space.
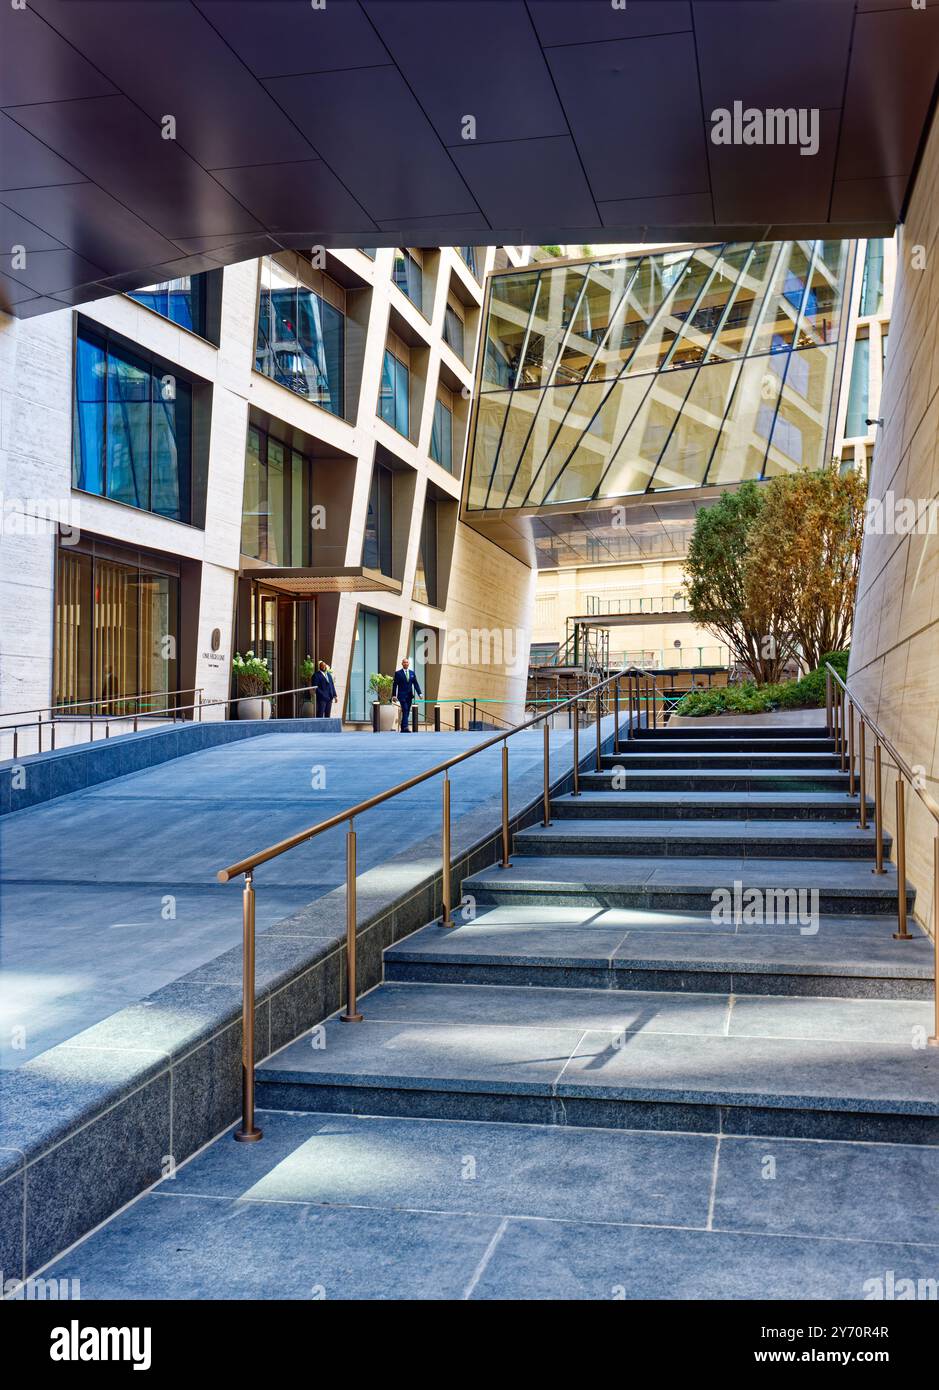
515, 819, 887, 860
631, 724, 831, 740
384, 909, 933, 1000
578, 768, 852, 793
255, 981, 939, 1143
462, 855, 913, 915
552, 790, 873, 822
602, 751, 841, 769
610, 737, 837, 756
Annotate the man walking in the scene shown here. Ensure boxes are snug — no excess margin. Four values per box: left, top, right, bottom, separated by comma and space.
312, 660, 337, 718
392, 657, 422, 733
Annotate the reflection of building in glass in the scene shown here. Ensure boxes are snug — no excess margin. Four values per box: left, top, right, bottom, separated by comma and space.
468, 240, 851, 516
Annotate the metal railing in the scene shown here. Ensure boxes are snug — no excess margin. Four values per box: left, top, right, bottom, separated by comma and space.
1, 683, 330, 759
825, 663, 938, 1047
1, 687, 205, 758
216, 665, 660, 1142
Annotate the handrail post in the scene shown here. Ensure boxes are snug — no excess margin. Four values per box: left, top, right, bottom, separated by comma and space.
434, 705, 441, 732
613, 679, 620, 754
894, 777, 913, 941
857, 719, 867, 829
340, 820, 364, 1018
500, 744, 511, 868
595, 689, 602, 771
234, 870, 262, 1142
543, 722, 551, 826
930, 836, 939, 1046
572, 699, 580, 796
825, 669, 832, 734
626, 673, 632, 742
441, 774, 454, 925
873, 741, 885, 874
847, 699, 856, 798
838, 691, 846, 772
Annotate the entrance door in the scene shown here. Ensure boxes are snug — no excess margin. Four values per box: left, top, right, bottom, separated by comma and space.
247, 585, 317, 716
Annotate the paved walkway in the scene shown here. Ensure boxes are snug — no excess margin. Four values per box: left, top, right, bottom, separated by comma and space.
0, 729, 573, 1066
38, 1097, 939, 1299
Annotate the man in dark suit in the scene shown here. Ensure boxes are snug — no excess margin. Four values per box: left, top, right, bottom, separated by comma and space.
391, 657, 422, 733
312, 660, 337, 718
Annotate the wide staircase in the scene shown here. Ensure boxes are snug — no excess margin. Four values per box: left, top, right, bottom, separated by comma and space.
256, 721, 938, 1144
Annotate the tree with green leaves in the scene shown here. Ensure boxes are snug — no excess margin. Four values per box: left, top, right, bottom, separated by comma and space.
744, 465, 865, 670
683, 481, 793, 682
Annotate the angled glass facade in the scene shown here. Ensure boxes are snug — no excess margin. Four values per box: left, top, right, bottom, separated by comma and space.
467, 241, 850, 513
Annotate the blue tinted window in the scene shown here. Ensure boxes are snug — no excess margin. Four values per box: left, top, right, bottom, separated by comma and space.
392, 250, 422, 309
73, 328, 193, 523
73, 333, 106, 494
443, 306, 464, 359
379, 349, 409, 437
431, 399, 452, 471
255, 259, 345, 416
129, 276, 207, 335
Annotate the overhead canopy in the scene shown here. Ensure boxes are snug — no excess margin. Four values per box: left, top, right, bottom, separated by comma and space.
2, 0, 937, 317
243, 566, 401, 595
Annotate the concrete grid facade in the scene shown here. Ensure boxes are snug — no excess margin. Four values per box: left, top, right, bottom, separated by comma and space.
0, 244, 535, 746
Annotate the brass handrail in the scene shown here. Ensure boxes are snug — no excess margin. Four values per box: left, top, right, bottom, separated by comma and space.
217, 664, 650, 1142
825, 663, 938, 1048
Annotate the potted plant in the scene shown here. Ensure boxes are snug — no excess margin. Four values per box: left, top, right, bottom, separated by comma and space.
232, 651, 272, 720
299, 655, 316, 716
369, 672, 397, 731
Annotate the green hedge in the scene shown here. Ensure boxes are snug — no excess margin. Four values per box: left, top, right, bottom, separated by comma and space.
672, 651, 849, 718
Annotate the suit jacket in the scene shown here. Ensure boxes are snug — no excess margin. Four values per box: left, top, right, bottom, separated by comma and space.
312, 669, 335, 701
392, 668, 422, 701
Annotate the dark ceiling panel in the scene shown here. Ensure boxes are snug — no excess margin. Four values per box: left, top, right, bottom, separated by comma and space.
0, 113, 85, 191
528, 0, 692, 46
0, 183, 182, 273
451, 135, 596, 227
266, 65, 479, 221
547, 34, 708, 202
5, 95, 262, 240
30, 0, 317, 170
212, 158, 375, 233
0, 0, 934, 316
364, 0, 567, 146
835, 7, 939, 182
0, 3, 116, 106
4, 247, 105, 296
194, 0, 388, 78
0, 203, 65, 254
693, 0, 855, 111
710, 110, 841, 224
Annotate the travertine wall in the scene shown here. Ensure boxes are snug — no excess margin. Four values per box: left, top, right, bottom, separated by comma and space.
849, 105, 939, 938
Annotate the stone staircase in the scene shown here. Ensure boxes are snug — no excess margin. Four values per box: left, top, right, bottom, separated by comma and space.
256, 721, 939, 1145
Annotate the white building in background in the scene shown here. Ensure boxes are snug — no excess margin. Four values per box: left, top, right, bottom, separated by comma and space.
0, 243, 535, 749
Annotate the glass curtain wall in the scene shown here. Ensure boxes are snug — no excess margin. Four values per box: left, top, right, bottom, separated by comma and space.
255, 255, 344, 416
54, 545, 179, 713
431, 396, 453, 471
241, 425, 313, 566
348, 608, 380, 721
129, 276, 207, 335
379, 346, 410, 437
363, 463, 393, 575
392, 250, 423, 309
73, 327, 193, 522
468, 240, 851, 511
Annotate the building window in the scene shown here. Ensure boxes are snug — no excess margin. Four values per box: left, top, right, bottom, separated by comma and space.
129, 274, 210, 337
358, 247, 377, 259
409, 624, 435, 700
443, 305, 465, 359
431, 398, 453, 472
860, 239, 885, 317
348, 608, 380, 721
255, 256, 344, 416
845, 334, 871, 438
363, 462, 393, 576
73, 325, 193, 523
53, 543, 179, 713
392, 249, 423, 309
458, 246, 479, 278
241, 426, 312, 566
414, 498, 438, 607
379, 348, 410, 437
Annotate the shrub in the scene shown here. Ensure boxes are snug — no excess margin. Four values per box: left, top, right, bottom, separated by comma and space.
672, 651, 849, 718
232, 650, 271, 695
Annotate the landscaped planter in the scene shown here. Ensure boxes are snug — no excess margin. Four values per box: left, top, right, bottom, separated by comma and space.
374, 702, 398, 732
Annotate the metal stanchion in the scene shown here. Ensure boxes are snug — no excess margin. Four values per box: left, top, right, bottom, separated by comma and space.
572, 701, 580, 797
894, 778, 913, 941
873, 741, 885, 874
441, 775, 454, 925
543, 722, 551, 826
500, 744, 511, 868
858, 719, 867, 829
340, 822, 364, 1018
234, 871, 262, 1141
